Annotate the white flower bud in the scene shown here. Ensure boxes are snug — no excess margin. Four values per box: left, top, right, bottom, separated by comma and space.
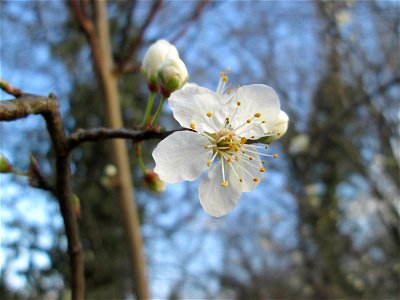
142, 40, 179, 90
270, 110, 289, 141
157, 58, 189, 97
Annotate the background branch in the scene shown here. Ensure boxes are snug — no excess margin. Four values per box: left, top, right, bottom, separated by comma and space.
115, 0, 163, 75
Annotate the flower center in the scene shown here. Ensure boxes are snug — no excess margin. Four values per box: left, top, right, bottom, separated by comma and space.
198, 70, 278, 188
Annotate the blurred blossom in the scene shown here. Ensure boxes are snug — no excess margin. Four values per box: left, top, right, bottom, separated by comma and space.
291, 250, 303, 265
335, 10, 352, 25
153, 72, 281, 217
143, 169, 166, 193
104, 164, 117, 177
289, 134, 310, 155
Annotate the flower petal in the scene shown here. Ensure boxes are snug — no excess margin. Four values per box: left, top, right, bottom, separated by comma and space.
168, 84, 229, 132
198, 161, 242, 217
230, 84, 280, 139
153, 131, 212, 183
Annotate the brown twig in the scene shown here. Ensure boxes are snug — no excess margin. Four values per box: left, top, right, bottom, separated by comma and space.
28, 155, 56, 194
69, 0, 94, 36
68, 127, 183, 150
115, 0, 163, 75
0, 79, 23, 97
0, 94, 85, 300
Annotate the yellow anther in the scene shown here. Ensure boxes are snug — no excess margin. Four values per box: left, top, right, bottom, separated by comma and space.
260, 167, 265, 173
222, 76, 228, 83
222, 181, 229, 187
234, 147, 239, 152
254, 113, 261, 118
265, 145, 269, 149
227, 157, 232, 162
207, 112, 213, 118
235, 157, 239, 161
253, 178, 259, 182
190, 122, 196, 129
207, 160, 212, 167
228, 143, 233, 148
237, 101, 241, 106
225, 117, 230, 123
239, 178, 243, 183
246, 119, 251, 123
273, 154, 278, 159
220, 71, 225, 77
241, 137, 247, 144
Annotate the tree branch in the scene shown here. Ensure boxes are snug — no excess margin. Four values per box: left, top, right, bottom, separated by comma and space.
115, 0, 163, 75
0, 94, 85, 300
67, 127, 182, 150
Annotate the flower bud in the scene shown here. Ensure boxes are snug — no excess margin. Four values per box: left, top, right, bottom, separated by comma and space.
144, 169, 166, 193
270, 110, 289, 142
254, 110, 289, 144
158, 58, 189, 97
142, 40, 179, 91
0, 153, 13, 173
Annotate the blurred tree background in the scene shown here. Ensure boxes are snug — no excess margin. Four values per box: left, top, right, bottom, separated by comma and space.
0, 0, 399, 299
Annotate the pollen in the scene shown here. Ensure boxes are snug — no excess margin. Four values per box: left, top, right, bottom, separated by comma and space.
207, 112, 213, 118
227, 157, 232, 163
273, 154, 278, 159
246, 119, 251, 123
241, 137, 247, 144
260, 167, 265, 173
254, 113, 261, 118
207, 160, 212, 167
237, 101, 241, 106
190, 122, 196, 129
221, 181, 229, 187
253, 178, 259, 182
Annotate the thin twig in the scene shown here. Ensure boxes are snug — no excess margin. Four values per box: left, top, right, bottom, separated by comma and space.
115, 0, 163, 75
67, 127, 184, 150
0, 79, 23, 97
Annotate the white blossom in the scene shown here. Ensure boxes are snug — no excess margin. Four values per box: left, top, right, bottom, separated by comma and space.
152, 72, 281, 217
